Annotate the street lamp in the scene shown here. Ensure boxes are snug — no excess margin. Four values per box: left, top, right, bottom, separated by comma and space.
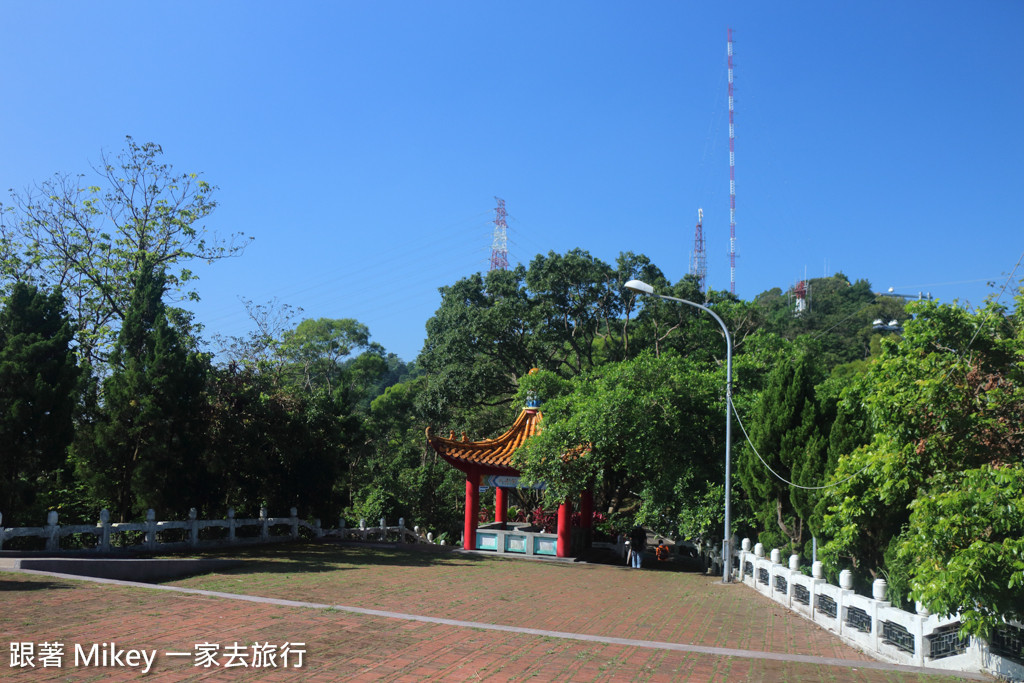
623, 279, 734, 584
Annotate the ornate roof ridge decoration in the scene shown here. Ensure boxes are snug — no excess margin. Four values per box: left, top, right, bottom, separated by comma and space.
426, 408, 543, 476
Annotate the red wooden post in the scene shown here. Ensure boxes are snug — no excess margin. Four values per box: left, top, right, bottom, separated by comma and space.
495, 486, 507, 530
556, 498, 572, 558
464, 468, 480, 550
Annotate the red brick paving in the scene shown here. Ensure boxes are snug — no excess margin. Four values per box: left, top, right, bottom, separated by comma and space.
0, 543, 986, 682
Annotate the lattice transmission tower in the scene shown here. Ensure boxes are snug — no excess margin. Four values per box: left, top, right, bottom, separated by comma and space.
489, 197, 509, 271
690, 208, 708, 293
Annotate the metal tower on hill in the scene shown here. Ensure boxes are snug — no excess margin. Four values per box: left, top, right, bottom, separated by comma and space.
691, 208, 708, 293
727, 28, 738, 295
489, 197, 509, 271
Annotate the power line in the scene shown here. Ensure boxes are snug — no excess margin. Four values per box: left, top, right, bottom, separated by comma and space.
731, 401, 873, 491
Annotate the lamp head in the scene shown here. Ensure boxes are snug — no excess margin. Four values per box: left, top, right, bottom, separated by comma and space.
624, 279, 654, 295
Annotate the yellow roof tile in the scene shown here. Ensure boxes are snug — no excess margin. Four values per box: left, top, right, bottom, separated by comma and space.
426, 408, 542, 474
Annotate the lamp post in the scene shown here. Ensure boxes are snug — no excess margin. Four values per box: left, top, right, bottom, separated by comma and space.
624, 279, 733, 583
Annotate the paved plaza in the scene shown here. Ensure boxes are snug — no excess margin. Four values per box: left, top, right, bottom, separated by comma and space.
1, 542, 989, 681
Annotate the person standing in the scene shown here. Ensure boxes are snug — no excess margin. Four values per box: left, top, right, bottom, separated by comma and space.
629, 526, 646, 568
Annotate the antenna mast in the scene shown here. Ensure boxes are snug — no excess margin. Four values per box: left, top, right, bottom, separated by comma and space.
489, 197, 509, 271
727, 28, 737, 295
691, 208, 707, 293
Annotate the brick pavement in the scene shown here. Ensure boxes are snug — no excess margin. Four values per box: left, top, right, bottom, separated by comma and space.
0, 542, 988, 682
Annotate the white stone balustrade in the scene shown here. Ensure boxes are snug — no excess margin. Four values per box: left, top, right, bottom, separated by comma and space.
735, 538, 1024, 681
0, 508, 428, 553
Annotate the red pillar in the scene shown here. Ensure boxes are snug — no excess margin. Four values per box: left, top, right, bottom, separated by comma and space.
464, 468, 480, 550
495, 486, 507, 530
556, 498, 572, 558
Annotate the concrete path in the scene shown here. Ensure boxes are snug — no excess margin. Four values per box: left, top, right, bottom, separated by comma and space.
1, 543, 989, 682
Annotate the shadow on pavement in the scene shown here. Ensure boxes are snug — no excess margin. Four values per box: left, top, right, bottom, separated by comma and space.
169, 540, 487, 581
0, 579, 73, 592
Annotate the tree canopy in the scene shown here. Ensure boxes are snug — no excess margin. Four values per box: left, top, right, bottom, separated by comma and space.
1, 137, 251, 364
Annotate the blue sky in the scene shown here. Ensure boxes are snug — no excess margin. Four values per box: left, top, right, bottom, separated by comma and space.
2, 2, 1022, 362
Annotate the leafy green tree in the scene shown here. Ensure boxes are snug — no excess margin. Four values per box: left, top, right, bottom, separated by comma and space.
280, 317, 374, 395
817, 293, 1024, 616
204, 360, 357, 521
514, 352, 724, 541
418, 249, 678, 438
3, 137, 250, 365
76, 259, 209, 520
524, 249, 624, 373
418, 266, 539, 435
0, 283, 79, 522
737, 345, 824, 552
896, 465, 1023, 637
348, 377, 462, 532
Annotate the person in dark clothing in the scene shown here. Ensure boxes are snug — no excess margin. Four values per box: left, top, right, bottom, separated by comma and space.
628, 526, 646, 568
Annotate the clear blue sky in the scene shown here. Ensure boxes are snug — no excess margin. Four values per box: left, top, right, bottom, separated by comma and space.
3, 2, 1022, 362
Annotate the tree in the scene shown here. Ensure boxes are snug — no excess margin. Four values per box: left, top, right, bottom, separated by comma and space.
417, 266, 539, 435
3, 137, 250, 365
76, 258, 209, 520
896, 465, 1023, 638
514, 352, 724, 541
279, 317, 374, 396
0, 283, 79, 522
816, 292, 1024, 627
417, 249, 675, 436
349, 377, 463, 532
737, 345, 825, 552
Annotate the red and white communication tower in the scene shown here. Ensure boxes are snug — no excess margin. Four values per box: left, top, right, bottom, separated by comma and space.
690, 208, 708, 293
793, 280, 810, 315
727, 28, 737, 295
489, 197, 509, 271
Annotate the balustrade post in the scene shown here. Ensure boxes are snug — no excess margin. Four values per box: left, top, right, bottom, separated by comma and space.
228, 508, 236, 543
338, 517, 346, 539
838, 569, 854, 636
290, 507, 299, 540
189, 508, 199, 548
46, 510, 59, 552
99, 509, 111, 552
379, 517, 386, 541
399, 518, 405, 542
359, 518, 366, 541
738, 538, 751, 584
785, 554, 801, 608
260, 507, 269, 542
811, 561, 824, 619
914, 602, 929, 667
314, 519, 322, 538
145, 509, 157, 551
871, 578, 888, 651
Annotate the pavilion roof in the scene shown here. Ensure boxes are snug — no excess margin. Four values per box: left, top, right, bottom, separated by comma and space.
425, 408, 542, 476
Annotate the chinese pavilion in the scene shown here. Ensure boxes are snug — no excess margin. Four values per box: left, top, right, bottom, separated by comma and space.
426, 401, 593, 558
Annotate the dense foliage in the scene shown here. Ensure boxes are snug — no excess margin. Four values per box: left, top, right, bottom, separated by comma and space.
0, 139, 1018, 640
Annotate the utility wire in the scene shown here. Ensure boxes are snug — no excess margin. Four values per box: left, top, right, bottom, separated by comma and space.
734, 251, 1024, 491
731, 401, 872, 491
